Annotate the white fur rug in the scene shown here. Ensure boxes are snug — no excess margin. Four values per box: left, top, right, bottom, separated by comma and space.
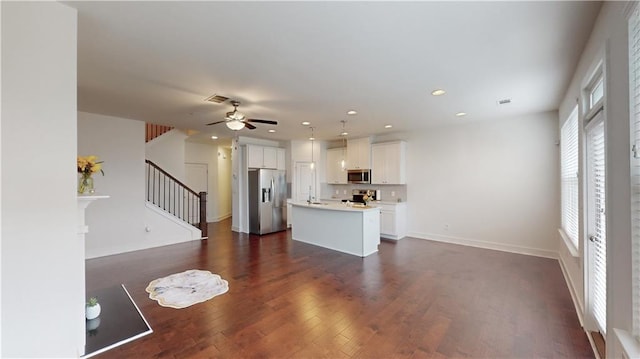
146, 269, 229, 309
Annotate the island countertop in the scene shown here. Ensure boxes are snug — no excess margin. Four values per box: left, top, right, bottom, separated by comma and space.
290, 201, 380, 257
289, 200, 380, 213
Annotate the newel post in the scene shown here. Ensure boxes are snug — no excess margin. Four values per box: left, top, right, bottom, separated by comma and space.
199, 191, 208, 239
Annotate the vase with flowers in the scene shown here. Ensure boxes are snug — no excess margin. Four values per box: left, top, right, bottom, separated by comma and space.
77, 155, 104, 194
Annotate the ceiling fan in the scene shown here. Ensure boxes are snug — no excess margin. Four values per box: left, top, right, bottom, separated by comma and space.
206, 100, 277, 131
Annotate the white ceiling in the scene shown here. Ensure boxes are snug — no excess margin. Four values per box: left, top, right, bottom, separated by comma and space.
68, 1, 602, 144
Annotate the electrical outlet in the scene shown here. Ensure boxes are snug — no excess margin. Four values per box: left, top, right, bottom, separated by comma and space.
335, 190, 339, 195
444, 224, 449, 231
391, 191, 396, 197
343, 190, 347, 195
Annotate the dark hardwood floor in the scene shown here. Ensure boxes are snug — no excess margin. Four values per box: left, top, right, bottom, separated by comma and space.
86, 219, 594, 358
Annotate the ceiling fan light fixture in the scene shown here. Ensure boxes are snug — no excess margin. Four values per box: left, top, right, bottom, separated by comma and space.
226, 119, 246, 131
226, 110, 245, 121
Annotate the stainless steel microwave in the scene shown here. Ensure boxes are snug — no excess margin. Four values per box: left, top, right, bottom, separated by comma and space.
347, 169, 371, 184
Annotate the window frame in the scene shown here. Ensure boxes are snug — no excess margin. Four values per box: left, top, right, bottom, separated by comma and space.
629, 4, 640, 342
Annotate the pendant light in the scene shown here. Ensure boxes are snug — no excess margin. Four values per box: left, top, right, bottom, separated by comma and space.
340, 120, 347, 170
309, 127, 315, 170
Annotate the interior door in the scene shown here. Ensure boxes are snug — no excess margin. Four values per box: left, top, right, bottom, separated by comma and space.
295, 162, 316, 202
585, 111, 606, 335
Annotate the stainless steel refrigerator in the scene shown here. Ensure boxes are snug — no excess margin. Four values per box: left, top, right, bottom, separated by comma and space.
248, 169, 287, 235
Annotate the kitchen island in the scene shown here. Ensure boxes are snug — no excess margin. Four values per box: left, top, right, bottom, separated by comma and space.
289, 201, 380, 257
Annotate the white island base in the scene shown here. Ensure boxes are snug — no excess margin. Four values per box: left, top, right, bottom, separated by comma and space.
290, 202, 380, 257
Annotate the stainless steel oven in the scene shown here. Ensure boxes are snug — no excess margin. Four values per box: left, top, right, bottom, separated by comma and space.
347, 169, 370, 184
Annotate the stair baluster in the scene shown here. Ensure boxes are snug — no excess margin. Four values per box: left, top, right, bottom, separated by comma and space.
145, 159, 207, 238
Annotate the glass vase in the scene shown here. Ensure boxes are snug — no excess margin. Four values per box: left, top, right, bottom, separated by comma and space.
78, 175, 94, 194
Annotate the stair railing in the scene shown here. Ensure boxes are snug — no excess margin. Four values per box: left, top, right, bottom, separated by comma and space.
145, 159, 207, 238
146, 123, 174, 142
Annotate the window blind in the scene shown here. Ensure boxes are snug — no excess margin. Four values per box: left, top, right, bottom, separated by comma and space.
561, 108, 579, 249
629, 7, 640, 337
587, 115, 606, 334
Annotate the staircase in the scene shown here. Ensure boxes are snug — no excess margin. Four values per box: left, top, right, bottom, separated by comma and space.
146, 123, 174, 142
145, 159, 208, 238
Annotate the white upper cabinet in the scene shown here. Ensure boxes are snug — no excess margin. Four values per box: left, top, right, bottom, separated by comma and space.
262, 146, 277, 169
247, 144, 282, 169
371, 141, 406, 184
326, 148, 347, 184
346, 137, 371, 170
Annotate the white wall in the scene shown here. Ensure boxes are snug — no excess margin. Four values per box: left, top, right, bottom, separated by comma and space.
78, 112, 147, 258
406, 112, 560, 258
144, 203, 202, 244
2, 2, 82, 356
217, 146, 232, 221
79, 112, 201, 257
146, 129, 187, 182
558, 2, 632, 357
185, 141, 231, 222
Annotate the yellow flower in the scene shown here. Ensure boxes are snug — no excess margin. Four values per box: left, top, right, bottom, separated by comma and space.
77, 157, 88, 170
77, 155, 105, 175
91, 163, 102, 173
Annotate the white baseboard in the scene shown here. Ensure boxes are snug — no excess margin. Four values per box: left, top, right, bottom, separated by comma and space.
407, 231, 558, 259
558, 254, 585, 327
212, 213, 231, 222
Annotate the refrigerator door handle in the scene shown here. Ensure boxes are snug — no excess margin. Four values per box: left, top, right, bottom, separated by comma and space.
271, 178, 275, 203
262, 188, 268, 203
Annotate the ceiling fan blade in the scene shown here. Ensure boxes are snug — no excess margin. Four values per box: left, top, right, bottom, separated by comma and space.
206, 120, 227, 126
244, 122, 257, 130
247, 119, 278, 125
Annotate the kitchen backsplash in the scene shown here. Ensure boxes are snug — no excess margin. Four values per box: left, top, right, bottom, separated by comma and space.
321, 183, 407, 203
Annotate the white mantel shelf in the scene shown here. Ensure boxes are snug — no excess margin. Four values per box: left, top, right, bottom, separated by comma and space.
78, 194, 109, 235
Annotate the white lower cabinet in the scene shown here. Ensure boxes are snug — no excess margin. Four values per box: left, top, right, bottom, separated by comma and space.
376, 202, 406, 240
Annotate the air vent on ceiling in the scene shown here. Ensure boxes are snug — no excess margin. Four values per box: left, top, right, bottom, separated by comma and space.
205, 94, 229, 104
497, 98, 512, 105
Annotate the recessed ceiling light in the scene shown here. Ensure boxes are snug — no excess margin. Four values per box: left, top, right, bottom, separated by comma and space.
347, 110, 357, 115
302, 121, 311, 125
384, 124, 393, 129
340, 132, 349, 136
268, 129, 276, 133
431, 89, 446, 96
211, 135, 218, 139
455, 112, 467, 117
